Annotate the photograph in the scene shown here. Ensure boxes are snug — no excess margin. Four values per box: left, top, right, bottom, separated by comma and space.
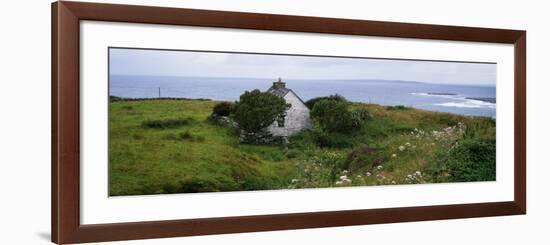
108, 47, 497, 196
0, 0, 538, 244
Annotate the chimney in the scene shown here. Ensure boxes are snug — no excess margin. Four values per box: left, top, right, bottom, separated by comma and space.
273, 77, 286, 89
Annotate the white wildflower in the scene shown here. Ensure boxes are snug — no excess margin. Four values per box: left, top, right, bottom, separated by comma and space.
335, 181, 343, 185
407, 174, 413, 179
392, 154, 397, 158
342, 170, 348, 174
377, 165, 383, 170
365, 172, 372, 177
339, 175, 348, 180
291, 179, 299, 183
415, 171, 422, 177
405, 142, 411, 146
398, 145, 405, 151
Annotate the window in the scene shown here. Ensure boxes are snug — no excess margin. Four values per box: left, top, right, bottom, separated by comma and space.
277, 115, 285, 127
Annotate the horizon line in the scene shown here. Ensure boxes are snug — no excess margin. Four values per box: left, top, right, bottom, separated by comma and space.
110, 74, 496, 87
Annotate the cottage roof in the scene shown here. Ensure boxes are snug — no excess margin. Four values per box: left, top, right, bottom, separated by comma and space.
267, 78, 291, 97
266, 78, 307, 104
267, 86, 291, 97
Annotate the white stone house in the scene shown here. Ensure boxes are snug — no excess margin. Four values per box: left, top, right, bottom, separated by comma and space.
266, 78, 312, 137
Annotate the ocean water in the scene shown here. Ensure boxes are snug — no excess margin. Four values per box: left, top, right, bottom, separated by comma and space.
110, 75, 496, 117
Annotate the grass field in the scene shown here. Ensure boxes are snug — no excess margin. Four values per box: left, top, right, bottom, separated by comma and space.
109, 98, 496, 196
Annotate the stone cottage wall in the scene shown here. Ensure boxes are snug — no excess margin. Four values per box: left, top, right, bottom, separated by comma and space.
267, 91, 312, 137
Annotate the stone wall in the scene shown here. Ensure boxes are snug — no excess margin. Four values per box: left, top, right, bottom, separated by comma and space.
267, 91, 312, 137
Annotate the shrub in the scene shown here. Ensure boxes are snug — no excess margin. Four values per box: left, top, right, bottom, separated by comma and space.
288, 151, 346, 189
425, 138, 496, 182
239, 175, 275, 190
315, 131, 357, 148
310, 99, 363, 134
212, 101, 234, 116
446, 139, 496, 181
233, 89, 290, 134
286, 130, 317, 151
386, 105, 410, 111
342, 145, 377, 171
351, 108, 372, 121
305, 94, 347, 110
142, 117, 193, 129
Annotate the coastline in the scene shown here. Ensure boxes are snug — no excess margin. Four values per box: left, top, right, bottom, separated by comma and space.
109, 96, 495, 119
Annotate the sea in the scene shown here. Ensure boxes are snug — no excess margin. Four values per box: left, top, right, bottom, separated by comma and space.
110, 75, 496, 118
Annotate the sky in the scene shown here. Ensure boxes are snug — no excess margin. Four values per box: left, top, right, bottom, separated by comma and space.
109, 48, 496, 86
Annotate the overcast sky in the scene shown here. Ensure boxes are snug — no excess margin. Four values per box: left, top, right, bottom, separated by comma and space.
110, 48, 496, 86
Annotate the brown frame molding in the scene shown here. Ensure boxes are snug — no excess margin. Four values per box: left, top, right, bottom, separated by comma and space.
52, 1, 526, 244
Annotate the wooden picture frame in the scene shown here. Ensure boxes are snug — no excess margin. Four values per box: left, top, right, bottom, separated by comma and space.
52, 1, 526, 244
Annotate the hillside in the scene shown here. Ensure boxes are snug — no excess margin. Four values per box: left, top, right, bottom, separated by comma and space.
109, 98, 496, 196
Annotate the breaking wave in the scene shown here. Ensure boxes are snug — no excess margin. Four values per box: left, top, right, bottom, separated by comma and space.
412, 92, 495, 109
436, 99, 496, 109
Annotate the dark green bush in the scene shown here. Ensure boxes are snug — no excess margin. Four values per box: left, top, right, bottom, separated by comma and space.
142, 117, 193, 129
342, 145, 377, 171
305, 94, 347, 110
351, 108, 372, 121
212, 101, 234, 116
239, 175, 275, 190
386, 105, 410, 111
447, 139, 496, 181
315, 131, 357, 148
425, 138, 496, 182
286, 130, 317, 151
311, 99, 363, 134
233, 89, 290, 134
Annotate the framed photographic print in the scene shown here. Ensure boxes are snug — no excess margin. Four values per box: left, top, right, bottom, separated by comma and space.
52, 1, 526, 244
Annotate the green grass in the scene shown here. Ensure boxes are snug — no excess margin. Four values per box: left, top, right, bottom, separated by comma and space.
109, 99, 496, 196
